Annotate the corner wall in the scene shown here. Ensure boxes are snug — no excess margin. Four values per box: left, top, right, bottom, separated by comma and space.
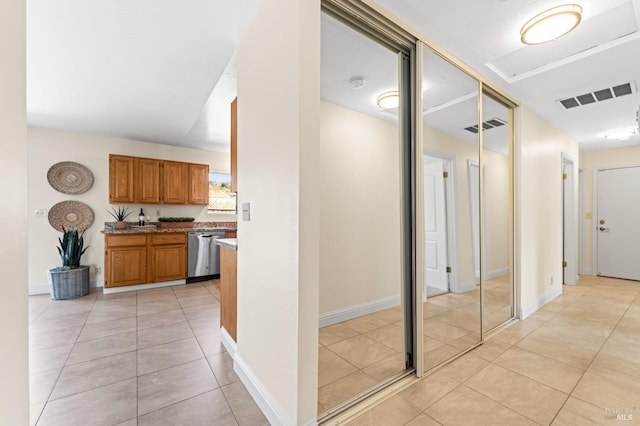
28, 127, 232, 293
236, 0, 320, 424
0, 0, 28, 422
580, 145, 640, 274
517, 106, 579, 317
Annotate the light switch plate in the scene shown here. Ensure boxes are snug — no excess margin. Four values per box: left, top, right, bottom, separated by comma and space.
242, 202, 250, 221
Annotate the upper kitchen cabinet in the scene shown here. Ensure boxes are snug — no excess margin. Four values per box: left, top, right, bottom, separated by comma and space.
109, 154, 208, 205
230, 97, 237, 193
162, 161, 188, 204
136, 157, 161, 203
188, 163, 210, 205
109, 155, 135, 203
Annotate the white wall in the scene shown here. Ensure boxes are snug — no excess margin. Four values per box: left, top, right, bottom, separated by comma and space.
580, 145, 640, 274
0, 0, 28, 422
483, 148, 511, 275
236, 0, 319, 424
517, 106, 579, 317
28, 126, 233, 293
319, 101, 401, 314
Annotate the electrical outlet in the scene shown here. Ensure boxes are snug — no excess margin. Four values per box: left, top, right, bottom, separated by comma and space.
550, 276, 554, 286
94, 265, 101, 274
156, 209, 161, 217
34, 209, 47, 216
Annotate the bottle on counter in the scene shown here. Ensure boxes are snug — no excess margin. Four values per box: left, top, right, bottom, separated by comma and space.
139, 208, 145, 226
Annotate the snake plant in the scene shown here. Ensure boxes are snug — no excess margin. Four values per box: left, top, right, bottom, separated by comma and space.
56, 226, 88, 268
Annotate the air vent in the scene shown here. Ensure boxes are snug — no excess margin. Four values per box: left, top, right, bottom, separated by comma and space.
557, 82, 636, 110
464, 117, 507, 134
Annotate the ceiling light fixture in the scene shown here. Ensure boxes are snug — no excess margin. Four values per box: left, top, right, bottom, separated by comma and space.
603, 127, 637, 140
520, 4, 582, 45
377, 91, 399, 109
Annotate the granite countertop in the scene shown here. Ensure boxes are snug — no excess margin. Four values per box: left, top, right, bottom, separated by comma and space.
214, 238, 237, 250
102, 221, 237, 234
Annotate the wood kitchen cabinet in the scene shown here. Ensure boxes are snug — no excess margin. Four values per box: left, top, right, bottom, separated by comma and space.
108, 154, 207, 205
105, 234, 147, 288
188, 163, 210, 205
104, 232, 187, 288
230, 97, 237, 193
149, 233, 187, 282
136, 158, 161, 203
109, 155, 135, 203
219, 244, 237, 341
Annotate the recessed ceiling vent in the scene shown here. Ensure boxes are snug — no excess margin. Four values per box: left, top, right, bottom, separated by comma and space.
464, 117, 507, 134
557, 82, 636, 110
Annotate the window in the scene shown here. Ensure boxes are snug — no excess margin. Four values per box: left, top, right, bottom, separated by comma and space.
208, 173, 236, 213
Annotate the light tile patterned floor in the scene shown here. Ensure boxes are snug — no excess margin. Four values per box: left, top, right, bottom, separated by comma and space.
348, 275, 640, 425
28, 280, 268, 426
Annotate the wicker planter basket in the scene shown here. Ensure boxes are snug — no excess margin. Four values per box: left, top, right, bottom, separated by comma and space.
159, 222, 195, 229
48, 266, 90, 300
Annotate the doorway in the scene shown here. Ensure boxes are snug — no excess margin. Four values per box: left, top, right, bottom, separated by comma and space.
595, 166, 640, 280
562, 155, 577, 285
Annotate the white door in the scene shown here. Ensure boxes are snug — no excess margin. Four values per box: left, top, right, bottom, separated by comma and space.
424, 157, 448, 293
597, 167, 640, 280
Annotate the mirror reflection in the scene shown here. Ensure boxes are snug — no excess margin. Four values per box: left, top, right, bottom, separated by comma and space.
422, 46, 482, 372
317, 12, 410, 415
481, 95, 514, 332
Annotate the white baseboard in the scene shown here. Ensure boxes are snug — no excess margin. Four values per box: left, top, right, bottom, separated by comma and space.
520, 286, 562, 319
582, 267, 593, 275
485, 266, 510, 280
234, 353, 302, 426
103, 279, 185, 294
220, 327, 237, 357
318, 295, 400, 328
453, 281, 477, 293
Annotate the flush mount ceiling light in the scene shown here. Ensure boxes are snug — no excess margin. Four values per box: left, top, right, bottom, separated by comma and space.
377, 91, 399, 109
520, 4, 582, 45
603, 127, 637, 140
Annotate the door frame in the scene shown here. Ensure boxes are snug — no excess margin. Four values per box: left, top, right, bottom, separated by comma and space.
562, 153, 577, 285
424, 150, 459, 295
592, 164, 640, 277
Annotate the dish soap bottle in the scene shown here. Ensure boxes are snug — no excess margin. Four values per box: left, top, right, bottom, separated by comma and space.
139, 208, 145, 226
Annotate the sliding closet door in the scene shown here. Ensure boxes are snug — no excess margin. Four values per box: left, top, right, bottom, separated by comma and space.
420, 45, 482, 373
317, 10, 413, 418
481, 93, 515, 333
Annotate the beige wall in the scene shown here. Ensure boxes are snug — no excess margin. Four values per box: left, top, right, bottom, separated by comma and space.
580, 145, 640, 273
0, 0, 28, 422
236, 0, 319, 424
483, 148, 511, 275
28, 126, 232, 293
319, 101, 401, 314
517, 106, 579, 317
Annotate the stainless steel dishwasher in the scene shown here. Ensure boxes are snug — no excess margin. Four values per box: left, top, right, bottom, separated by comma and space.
187, 230, 226, 283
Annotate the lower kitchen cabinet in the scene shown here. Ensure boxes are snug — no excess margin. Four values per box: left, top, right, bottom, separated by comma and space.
219, 245, 237, 341
104, 233, 186, 288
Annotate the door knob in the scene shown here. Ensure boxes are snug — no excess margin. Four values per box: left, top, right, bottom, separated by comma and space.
599, 227, 610, 231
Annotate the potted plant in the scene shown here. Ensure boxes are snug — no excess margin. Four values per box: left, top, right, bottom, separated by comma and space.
48, 226, 90, 300
108, 205, 131, 229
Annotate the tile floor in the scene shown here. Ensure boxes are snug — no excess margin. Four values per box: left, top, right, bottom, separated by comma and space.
348, 275, 640, 425
28, 280, 268, 426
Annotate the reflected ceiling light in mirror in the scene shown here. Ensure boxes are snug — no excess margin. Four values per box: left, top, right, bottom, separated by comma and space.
377, 91, 399, 109
520, 4, 582, 45
603, 127, 637, 140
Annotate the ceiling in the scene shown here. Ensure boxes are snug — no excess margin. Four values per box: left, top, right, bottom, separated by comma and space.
27, 0, 640, 152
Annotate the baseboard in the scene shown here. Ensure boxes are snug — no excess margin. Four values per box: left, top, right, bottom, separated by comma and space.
234, 353, 303, 426
319, 295, 400, 328
485, 266, 510, 280
220, 327, 237, 357
452, 281, 477, 294
103, 279, 185, 294
582, 267, 593, 275
520, 285, 562, 319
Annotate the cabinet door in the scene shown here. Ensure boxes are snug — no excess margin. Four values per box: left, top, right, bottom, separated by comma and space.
188, 163, 209, 205
150, 245, 186, 282
162, 161, 188, 204
105, 247, 146, 287
136, 158, 161, 203
220, 246, 237, 341
109, 155, 135, 203
230, 97, 238, 193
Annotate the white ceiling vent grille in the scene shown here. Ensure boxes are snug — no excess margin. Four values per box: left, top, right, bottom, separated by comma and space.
464, 117, 507, 134
557, 82, 636, 110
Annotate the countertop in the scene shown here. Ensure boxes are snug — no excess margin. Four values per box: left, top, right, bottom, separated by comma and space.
102, 222, 236, 234
215, 238, 237, 250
